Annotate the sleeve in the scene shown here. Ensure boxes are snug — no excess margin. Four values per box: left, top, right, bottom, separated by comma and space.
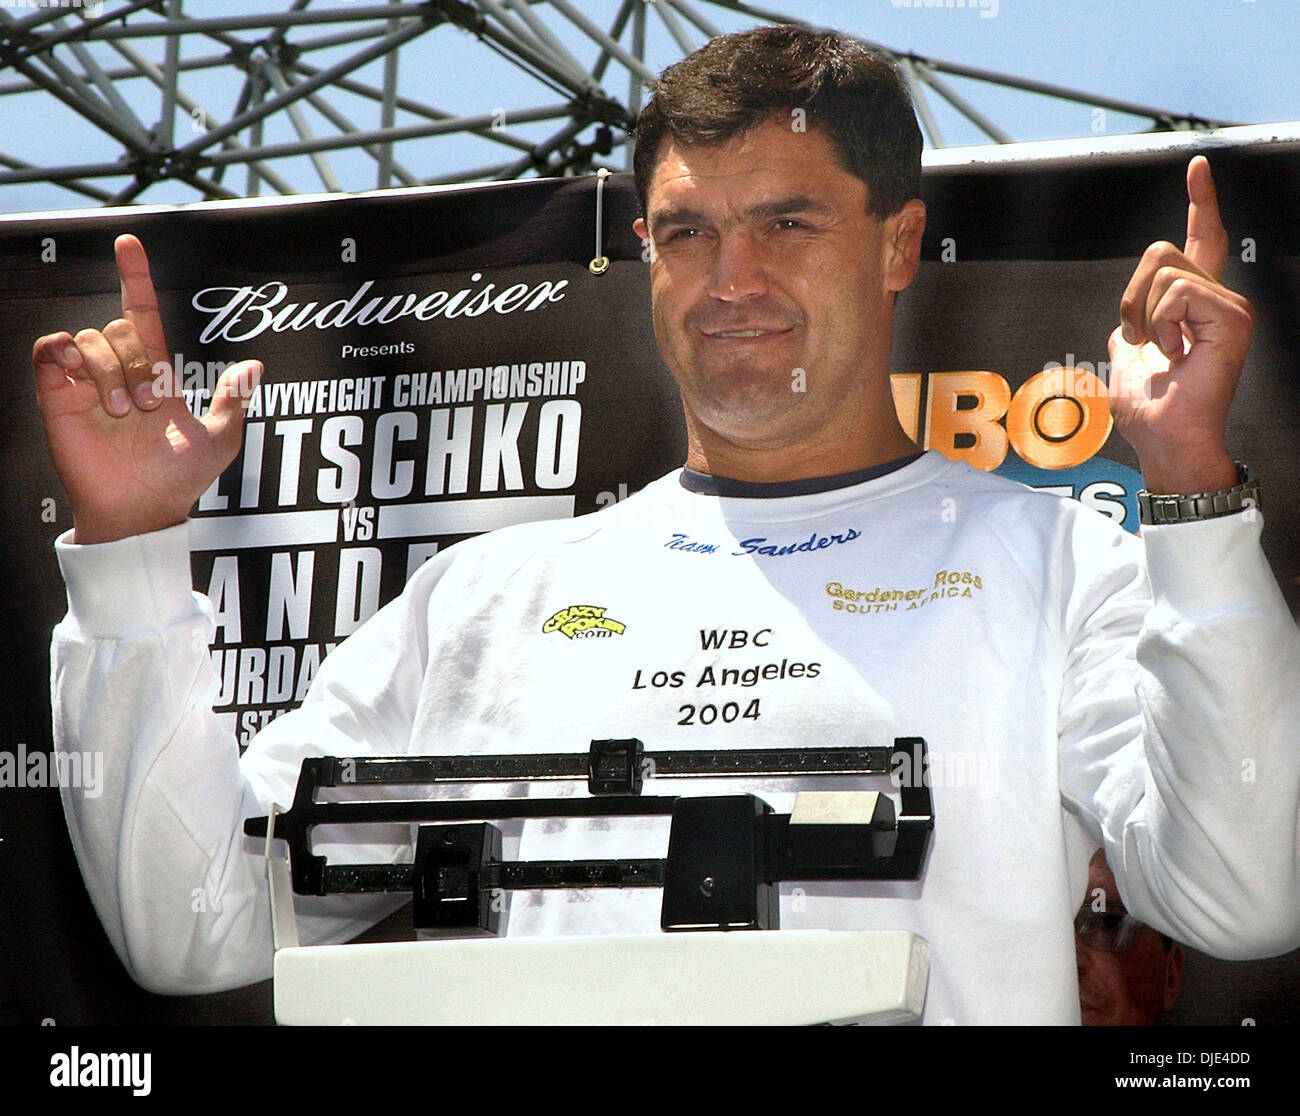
1057, 506, 1300, 959
52, 523, 440, 994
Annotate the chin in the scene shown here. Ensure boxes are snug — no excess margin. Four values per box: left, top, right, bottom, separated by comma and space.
696, 409, 806, 451
691, 383, 806, 430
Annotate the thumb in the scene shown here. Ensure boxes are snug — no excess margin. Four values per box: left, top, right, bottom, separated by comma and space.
1105, 325, 1141, 401
204, 359, 262, 444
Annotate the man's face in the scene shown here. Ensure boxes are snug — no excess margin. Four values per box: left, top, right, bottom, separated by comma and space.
1076, 852, 1184, 1025
633, 118, 924, 473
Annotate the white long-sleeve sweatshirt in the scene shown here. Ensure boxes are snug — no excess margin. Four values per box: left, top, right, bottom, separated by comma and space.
52, 452, 1300, 1023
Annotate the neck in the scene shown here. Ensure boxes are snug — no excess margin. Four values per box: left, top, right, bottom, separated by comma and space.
684, 416, 919, 484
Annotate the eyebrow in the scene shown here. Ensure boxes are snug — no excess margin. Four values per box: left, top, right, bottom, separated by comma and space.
648, 195, 832, 232
746, 196, 831, 221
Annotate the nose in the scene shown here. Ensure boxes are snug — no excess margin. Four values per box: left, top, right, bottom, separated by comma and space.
706, 231, 768, 302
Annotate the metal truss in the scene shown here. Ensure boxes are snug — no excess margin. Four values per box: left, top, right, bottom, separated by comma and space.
0, 0, 1238, 209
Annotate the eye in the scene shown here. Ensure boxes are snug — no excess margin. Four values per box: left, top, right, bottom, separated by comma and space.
665, 228, 700, 243
774, 218, 806, 231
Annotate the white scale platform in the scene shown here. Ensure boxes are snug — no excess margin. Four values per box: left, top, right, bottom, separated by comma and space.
273, 929, 929, 1026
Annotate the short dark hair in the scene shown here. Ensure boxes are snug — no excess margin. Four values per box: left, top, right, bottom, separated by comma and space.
633, 25, 923, 221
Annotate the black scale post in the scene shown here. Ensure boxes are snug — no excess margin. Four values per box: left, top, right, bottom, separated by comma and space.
244, 737, 934, 934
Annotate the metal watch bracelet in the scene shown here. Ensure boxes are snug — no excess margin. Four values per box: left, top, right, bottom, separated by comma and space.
1137, 463, 1260, 526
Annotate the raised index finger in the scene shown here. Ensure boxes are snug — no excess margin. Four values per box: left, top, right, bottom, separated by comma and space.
1184, 155, 1229, 282
115, 233, 170, 368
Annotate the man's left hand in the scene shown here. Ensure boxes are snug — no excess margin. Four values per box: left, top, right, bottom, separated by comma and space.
1107, 155, 1253, 494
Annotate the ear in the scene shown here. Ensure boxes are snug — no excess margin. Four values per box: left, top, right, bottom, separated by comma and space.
1161, 942, 1186, 1013
884, 199, 926, 293
633, 217, 649, 241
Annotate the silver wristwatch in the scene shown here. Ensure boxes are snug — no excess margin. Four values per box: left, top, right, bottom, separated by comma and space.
1137, 463, 1260, 526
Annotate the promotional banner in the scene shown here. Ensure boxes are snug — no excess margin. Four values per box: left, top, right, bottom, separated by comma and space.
1, 131, 1297, 1024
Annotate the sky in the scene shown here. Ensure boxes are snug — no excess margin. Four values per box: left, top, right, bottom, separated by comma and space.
0, 0, 1296, 214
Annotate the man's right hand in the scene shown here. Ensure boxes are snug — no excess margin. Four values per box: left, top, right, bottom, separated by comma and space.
33, 234, 262, 545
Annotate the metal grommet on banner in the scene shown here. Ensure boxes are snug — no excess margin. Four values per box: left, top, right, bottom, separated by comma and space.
589, 167, 610, 275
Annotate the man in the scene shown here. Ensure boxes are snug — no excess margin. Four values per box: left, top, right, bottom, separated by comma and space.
1076, 849, 1185, 1026
35, 26, 1300, 1023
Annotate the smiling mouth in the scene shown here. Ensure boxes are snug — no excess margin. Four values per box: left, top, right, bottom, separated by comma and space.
702, 327, 792, 339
